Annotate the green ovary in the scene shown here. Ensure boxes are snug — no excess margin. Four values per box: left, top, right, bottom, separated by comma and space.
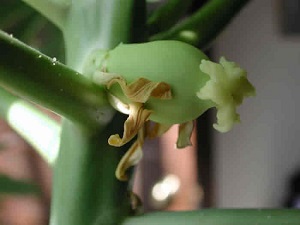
92, 40, 256, 132
106, 41, 214, 124
88, 41, 256, 180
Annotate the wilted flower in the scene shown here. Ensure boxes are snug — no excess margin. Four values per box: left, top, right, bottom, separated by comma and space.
87, 40, 255, 180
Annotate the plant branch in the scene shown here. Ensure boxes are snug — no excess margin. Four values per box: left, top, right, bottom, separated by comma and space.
150, 0, 250, 49
62, 0, 141, 70
50, 118, 133, 225
0, 86, 60, 165
49, 1, 147, 225
0, 174, 40, 195
0, 30, 110, 129
147, 0, 194, 35
124, 209, 300, 225
21, 0, 70, 29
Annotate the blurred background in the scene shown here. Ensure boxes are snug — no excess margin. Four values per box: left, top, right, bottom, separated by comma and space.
1, 0, 300, 224
213, 0, 300, 208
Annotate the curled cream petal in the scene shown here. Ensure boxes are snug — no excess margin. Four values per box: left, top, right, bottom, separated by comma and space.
197, 57, 255, 132
115, 140, 143, 181
115, 129, 145, 181
125, 77, 172, 102
176, 121, 194, 148
213, 103, 240, 132
145, 122, 172, 139
108, 103, 151, 147
93, 71, 172, 103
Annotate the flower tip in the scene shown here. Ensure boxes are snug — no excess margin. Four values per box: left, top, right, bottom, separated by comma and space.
108, 134, 122, 146
213, 116, 241, 133
115, 171, 128, 181
176, 121, 194, 148
198, 57, 255, 133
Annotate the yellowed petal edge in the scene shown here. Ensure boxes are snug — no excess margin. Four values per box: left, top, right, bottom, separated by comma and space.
176, 121, 194, 149
115, 129, 146, 181
108, 103, 151, 147
93, 71, 172, 103
115, 140, 143, 181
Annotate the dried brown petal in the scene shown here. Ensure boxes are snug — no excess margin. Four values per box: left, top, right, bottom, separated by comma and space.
93, 71, 172, 103
115, 140, 143, 181
176, 121, 194, 148
115, 129, 145, 181
124, 78, 172, 102
108, 103, 151, 147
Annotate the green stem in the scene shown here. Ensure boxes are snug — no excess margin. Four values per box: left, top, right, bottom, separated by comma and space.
62, 0, 139, 71
150, 0, 250, 49
21, 0, 70, 29
50, 119, 131, 225
0, 174, 40, 195
0, 30, 110, 129
0, 87, 60, 165
50, 1, 146, 225
147, 0, 194, 35
124, 209, 300, 225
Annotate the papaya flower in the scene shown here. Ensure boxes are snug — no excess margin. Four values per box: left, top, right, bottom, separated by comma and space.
84, 40, 255, 181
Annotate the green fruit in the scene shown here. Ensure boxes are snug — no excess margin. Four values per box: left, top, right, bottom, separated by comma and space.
90, 40, 255, 132
100, 41, 214, 124
87, 40, 256, 181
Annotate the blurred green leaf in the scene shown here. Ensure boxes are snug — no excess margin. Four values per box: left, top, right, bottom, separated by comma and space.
124, 209, 300, 225
0, 174, 39, 195
150, 0, 250, 50
0, 0, 64, 62
0, 0, 34, 31
147, 0, 194, 35
0, 30, 108, 128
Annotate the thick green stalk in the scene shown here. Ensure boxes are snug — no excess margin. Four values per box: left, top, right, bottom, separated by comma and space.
124, 209, 300, 225
63, 0, 138, 71
50, 119, 131, 225
150, 0, 250, 49
0, 87, 60, 165
0, 174, 40, 195
0, 30, 109, 129
21, 0, 70, 29
147, 0, 194, 35
50, 1, 146, 225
